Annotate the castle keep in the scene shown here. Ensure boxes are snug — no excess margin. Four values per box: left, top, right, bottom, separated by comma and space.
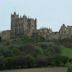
1, 12, 72, 40
11, 12, 37, 38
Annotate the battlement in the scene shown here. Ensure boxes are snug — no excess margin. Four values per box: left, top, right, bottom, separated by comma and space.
11, 12, 36, 21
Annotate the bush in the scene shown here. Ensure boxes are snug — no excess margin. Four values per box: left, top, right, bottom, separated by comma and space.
67, 64, 72, 72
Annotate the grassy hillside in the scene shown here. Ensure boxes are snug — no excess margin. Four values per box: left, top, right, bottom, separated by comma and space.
62, 48, 72, 58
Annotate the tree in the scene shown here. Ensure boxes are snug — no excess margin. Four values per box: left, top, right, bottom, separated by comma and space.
5, 57, 16, 69
36, 55, 48, 67
25, 55, 35, 68
0, 37, 1, 42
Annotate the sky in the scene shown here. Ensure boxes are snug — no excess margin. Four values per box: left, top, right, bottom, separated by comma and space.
0, 0, 72, 32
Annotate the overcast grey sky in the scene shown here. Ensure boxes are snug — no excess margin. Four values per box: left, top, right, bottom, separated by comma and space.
0, 0, 72, 31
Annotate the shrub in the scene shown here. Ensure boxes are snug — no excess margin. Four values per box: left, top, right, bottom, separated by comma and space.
67, 64, 72, 72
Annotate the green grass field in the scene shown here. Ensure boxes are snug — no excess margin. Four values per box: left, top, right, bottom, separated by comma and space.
62, 48, 72, 58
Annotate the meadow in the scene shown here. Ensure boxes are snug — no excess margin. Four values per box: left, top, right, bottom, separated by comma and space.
62, 48, 72, 58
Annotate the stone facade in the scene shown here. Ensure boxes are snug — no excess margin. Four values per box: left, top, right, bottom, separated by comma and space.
37, 28, 52, 39
11, 12, 37, 39
0, 30, 10, 40
42, 24, 72, 40
48, 32, 60, 40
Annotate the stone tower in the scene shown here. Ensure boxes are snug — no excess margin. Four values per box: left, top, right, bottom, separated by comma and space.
11, 12, 37, 39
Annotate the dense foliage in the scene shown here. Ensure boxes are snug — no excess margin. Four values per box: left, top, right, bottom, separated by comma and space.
67, 64, 72, 72
0, 36, 72, 70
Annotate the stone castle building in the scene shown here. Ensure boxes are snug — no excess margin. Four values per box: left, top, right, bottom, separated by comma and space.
1, 12, 72, 40
11, 12, 37, 39
36, 24, 72, 40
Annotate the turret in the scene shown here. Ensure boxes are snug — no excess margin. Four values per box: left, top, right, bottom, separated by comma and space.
34, 18, 37, 30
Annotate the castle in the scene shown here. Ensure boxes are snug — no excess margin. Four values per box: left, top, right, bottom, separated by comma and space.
0, 12, 72, 40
